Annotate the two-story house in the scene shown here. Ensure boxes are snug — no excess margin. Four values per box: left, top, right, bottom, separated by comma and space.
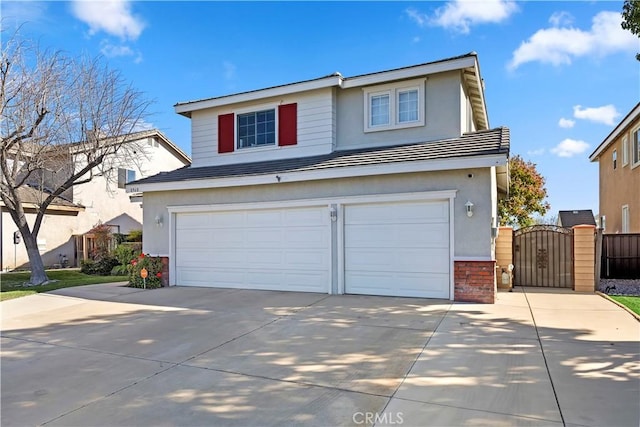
1, 129, 190, 270
589, 102, 640, 233
129, 53, 510, 303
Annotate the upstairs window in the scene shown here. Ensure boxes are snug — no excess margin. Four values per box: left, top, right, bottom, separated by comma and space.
398, 89, 418, 123
622, 135, 629, 166
218, 103, 297, 154
363, 79, 425, 132
370, 93, 390, 126
613, 149, 617, 170
118, 168, 136, 188
633, 126, 640, 167
237, 109, 276, 149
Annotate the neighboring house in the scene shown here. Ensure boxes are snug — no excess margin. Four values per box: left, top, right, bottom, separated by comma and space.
1, 130, 190, 270
557, 210, 597, 228
589, 102, 640, 233
128, 52, 510, 303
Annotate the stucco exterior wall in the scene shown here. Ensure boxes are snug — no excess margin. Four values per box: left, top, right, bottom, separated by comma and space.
597, 117, 640, 233
141, 168, 494, 260
335, 71, 463, 151
1, 137, 189, 270
1, 210, 80, 270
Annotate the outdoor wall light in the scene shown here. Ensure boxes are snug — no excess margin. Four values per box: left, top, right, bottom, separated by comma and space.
329, 205, 338, 222
155, 214, 163, 227
465, 201, 474, 218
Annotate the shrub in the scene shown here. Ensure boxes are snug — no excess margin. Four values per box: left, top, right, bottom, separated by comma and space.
113, 244, 138, 266
81, 257, 119, 276
127, 229, 143, 242
128, 253, 163, 289
111, 264, 129, 276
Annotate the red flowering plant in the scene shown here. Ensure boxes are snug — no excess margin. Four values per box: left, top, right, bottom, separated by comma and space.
128, 253, 163, 289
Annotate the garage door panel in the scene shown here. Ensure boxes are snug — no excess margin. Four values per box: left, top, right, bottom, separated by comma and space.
345, 271, 449, 298
246, 210, 282, 226
284, 250, 328, 267
246, 229, 282, 246
210, 229, 244, 246
176, 213, 211, 229
346, 202, 447, 225
176, 229, 213, 249
347, 248, 449, 273
285, 228, 327, 247
285, 208, 325, 225
345, 200, 450, 299
175, 206, 329, 293
346, 224, 448, 248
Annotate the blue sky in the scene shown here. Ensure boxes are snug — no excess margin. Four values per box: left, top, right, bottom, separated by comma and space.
3, 1, 639, 217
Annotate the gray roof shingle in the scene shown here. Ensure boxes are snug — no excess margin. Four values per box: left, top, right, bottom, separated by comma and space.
133, 127, 509, 186
558, 210, 596, 227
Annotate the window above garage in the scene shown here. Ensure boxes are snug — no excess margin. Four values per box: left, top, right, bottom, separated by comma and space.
217, 103, 298, 153
363, 78, 425, 133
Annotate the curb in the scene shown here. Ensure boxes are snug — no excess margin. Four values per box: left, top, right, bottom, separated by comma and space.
596, 291, 640, 322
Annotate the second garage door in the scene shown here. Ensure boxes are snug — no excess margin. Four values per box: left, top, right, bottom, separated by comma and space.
175, 206, 330, 293
344, 200, 450, 299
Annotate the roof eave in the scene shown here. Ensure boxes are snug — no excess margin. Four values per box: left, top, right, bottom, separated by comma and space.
126, 153, 508, 194
174, 75, 343, 115
589, 102, 640, 161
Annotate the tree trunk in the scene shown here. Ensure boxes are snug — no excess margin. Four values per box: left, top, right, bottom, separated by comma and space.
21, 230, 49, 285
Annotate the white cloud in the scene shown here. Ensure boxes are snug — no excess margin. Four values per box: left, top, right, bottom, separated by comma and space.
405, 8, 427, 27
223, 61, 237, 80
527, 148, 545, 156
100, 41, 143, 63
558, 118, 575, 128
412, 36, 421, 43
551, 139, 589, 157
549, 11, 574, 28
509, 11, 638, 70
430, 0, 518, 34
71, 0, 145, 40
573, 104, 620, 126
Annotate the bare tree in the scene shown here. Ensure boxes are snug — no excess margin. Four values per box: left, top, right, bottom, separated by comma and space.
1, 30, 153, 285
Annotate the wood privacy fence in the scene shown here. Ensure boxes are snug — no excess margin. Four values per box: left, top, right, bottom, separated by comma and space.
601, 233, 640, 279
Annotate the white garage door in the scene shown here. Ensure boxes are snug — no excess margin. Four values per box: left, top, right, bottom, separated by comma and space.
344, 200, 450, 299
175, 206, 330, 293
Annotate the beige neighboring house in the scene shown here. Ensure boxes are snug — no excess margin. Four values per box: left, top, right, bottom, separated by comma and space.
1, 129, 190, 270
589, 102, 640, 233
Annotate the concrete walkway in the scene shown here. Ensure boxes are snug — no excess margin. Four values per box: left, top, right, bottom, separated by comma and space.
1, 284, 638, 426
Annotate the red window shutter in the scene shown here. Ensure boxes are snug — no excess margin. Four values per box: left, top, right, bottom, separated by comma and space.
278, 103, 297, 146
218, 113, 235, 153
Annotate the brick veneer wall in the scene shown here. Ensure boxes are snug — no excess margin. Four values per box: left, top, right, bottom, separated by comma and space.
159, 256, 169, 287
454, 260, 496, 303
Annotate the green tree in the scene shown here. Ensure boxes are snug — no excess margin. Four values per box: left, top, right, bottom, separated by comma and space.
622, 0, 640, 61
498, 155, 550, 228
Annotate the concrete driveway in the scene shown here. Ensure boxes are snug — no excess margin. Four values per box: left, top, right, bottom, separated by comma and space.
1, 284, 638, 427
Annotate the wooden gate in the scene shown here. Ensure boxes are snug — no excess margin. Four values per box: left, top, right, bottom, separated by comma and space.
513, 225, 574, 288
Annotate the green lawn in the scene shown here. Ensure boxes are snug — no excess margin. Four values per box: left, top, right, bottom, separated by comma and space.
1, 270, 128, 301
609, 295, 640, 316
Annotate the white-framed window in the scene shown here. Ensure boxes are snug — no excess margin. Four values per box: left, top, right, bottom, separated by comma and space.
118, 168, 136, 189
613, 149, 617, 170
363, 78, 425, 132
633, 126, 640, 167
622, 135, 629, 166
237, 109, 276, 149
622, 205, 630, 233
